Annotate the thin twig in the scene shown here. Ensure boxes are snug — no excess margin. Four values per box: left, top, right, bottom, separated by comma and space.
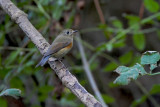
80, 26, 157, 35
108, 12, 160, 45
135, 81, 160, 107
0, 0, 102, 106
0, 46, 35, 51
139, 2, 144, 19
76, 33, 108, 107
93, 0, 105, 24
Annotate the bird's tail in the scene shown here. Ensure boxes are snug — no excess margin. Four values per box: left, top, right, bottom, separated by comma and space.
36, 55, 51, 68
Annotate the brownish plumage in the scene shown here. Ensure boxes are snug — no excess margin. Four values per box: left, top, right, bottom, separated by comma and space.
36, 29, 77, 67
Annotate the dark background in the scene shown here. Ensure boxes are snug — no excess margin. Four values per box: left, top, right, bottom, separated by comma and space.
0, 0, 160, 107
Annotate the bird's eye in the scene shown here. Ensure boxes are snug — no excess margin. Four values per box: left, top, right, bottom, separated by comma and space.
66, 31, 69, 35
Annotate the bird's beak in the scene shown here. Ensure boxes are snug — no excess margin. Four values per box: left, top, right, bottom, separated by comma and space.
73, 30, 78, 33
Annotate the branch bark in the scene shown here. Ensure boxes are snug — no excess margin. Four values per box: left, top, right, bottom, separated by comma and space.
0, 0, 103, 106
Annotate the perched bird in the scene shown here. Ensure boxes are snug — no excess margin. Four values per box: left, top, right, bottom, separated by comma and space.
36, 29, 78, 67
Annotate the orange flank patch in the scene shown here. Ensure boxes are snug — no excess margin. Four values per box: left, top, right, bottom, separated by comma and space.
54, 43, 72, 58
66, 42, 73, 49
53, 42, 73, 58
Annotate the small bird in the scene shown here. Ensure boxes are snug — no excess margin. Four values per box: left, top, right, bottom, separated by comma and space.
36, 29, 78, 67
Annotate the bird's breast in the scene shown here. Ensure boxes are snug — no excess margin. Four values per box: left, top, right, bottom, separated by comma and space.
53, 42, 73, 58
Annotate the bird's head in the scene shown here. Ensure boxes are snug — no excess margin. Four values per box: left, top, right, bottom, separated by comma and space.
61, 29, 78, 38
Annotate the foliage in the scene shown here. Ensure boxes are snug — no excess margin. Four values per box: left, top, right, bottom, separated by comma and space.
114, 51, 160, 85
131, 84, 160, 107
0, 0, 81, 106
0, 0, 160, 106
114, 63, 147, 85
144, 0, 160, 13
0, 88, 21, 99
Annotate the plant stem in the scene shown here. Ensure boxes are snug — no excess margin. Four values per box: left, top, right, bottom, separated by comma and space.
76, 33, 108, 107
135, 81, 160, 107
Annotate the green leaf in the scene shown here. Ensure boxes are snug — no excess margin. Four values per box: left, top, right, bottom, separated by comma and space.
114, 63, 147, 85
0, 32, 5, 45
39, 0, 50, 5
119, 51, 133, 65
0, 89, 21, 99
130, 56, 141, 66
102, 94, 115, 104
125, 15, 140, 25
65, 11, 74, 28
0, 54, 1, 66
57, 0, 66, 5
108, 82, 119, 88
134, 63, 147, 75
35, 17, 47, 29
106, 43, 113, 52
104, 62, 118, 72
17, 61, 35, 73
0, 98, 7, 107
115, 66, 130, 73
38, 85, 53, 101
52, 0, 66, 20
90, 61, 98, 71
96, 43, 113, 52
98, 24, 107, 29
133, 33, 146, 51
156, 30, 160, 40
125, 15, 140, 31
141, 51, 160, 64
114, 66, 138, 85
111, 19, 123, 29
5, 50, 21, 66
96, 43, 106, 51
10, 78, 24, 93
39, 85, 53, 94
113, 39, 126, 48
150, 84, 160, 94
150, 63, 157, 71
131, 84, 160, 107
131, 95, 147, 107
35, 0, 50, 20
144, 0, 159, 13
52, 6, 63, 20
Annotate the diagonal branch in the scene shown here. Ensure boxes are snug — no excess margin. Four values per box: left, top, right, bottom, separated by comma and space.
0, 0, 102, 106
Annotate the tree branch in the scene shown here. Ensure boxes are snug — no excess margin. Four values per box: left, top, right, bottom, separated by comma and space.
0, 0, 103, 106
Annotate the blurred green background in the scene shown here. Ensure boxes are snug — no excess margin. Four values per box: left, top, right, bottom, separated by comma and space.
0, 0, 160, 107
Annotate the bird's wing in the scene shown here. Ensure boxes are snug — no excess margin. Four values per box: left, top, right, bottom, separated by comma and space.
44, 41, 71, 57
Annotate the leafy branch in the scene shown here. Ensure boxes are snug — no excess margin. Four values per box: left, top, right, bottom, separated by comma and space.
114, 51, 160, 85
